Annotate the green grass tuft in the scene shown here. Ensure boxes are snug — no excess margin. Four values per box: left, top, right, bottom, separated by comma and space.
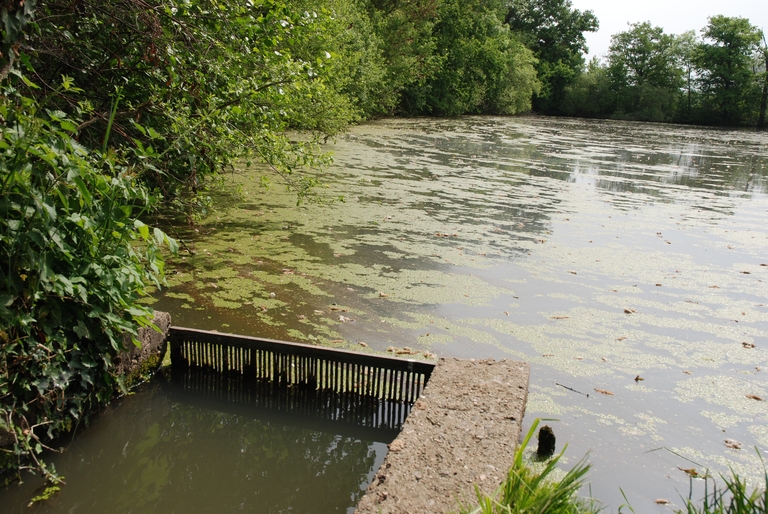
455, 419, 601, 514
676, 466, 768, 514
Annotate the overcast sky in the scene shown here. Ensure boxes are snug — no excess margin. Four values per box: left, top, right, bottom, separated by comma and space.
569, 0, 768, 60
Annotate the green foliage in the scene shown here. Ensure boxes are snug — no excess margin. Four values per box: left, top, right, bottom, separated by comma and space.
560, 58, 614, 118
693, 15, 763, 125
505, 0, 598, 114
28, 483, 61, 505
0, 0, 37, 76
560, 15, 766, 127
21, 0, 359, 213
366, 0, 442, 116
0, 76, 175, 482
403, 0, 540, 116
455, 419, 600, 514
607, 22, 682, 121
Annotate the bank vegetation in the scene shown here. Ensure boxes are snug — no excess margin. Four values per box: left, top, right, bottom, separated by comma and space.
0, 0, 765, 487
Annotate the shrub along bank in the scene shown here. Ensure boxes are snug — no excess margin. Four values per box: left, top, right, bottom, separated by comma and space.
0, 0, 545, 483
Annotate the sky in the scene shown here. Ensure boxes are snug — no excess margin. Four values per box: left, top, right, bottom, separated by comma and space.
569, 0, 768, 60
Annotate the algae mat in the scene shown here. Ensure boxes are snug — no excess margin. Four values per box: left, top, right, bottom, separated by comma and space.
153, 116, 768, 512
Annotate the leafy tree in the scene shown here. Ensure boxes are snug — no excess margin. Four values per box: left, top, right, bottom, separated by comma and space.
560, 57, 615, 118
694, 15, 762, 125
364, 0, 442, 116
756, 33, 768, 128
607, 22, 682, 121
504, 0, 598, 114
403, 0, 540, 116
671, 30, 699, 119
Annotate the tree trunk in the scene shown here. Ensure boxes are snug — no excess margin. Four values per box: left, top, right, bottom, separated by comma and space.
759, 40, 768, 128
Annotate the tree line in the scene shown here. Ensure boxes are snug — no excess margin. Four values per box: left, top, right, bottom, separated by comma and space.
557, 16, 768, 126
0, 0, 765, 485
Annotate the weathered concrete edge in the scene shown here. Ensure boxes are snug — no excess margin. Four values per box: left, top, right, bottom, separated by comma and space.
115, 310, 171, 384
355, 357, 530, 514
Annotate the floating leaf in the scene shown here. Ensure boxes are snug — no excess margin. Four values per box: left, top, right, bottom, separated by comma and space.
594, 388, 614, 396
678, 467, 701, 478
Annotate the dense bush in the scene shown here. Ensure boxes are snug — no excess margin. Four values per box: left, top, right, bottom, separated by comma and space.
0, 77, 174, 482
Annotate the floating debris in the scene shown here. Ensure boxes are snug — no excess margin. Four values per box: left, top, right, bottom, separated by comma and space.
536, 425, 556, 457
556, 383, 589, 397
594, 388, 614, 396
679, 467, 702, 478
725, 439, 742, 450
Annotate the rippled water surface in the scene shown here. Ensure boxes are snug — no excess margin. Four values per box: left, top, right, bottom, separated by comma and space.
9, 116, 766, 512
154, 116, 768, 511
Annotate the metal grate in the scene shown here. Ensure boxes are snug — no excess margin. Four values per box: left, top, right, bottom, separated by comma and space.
168, 365, 414, 435
169, 327, 435, 405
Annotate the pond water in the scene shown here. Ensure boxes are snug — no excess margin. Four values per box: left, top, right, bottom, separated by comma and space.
1, 375, 390, 513
6, 116, 765, 512
148, 116, 767, 511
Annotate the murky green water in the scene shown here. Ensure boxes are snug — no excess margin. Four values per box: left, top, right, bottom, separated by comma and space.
6, 116, 765, 512
149, 116, 767, 511
1, 375, 390, 513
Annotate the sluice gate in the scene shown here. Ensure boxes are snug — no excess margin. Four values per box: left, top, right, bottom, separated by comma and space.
169, 327, 435, 432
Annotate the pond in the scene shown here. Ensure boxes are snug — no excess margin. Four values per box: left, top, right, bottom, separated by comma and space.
6, 116, 766, 512
1, 374, 390, 513
152, 116, 767, 511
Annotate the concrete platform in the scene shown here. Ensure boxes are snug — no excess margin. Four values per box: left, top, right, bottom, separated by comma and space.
355, 358, 530, 514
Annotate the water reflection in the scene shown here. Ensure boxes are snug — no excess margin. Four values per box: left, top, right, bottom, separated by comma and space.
1, 377, 388, 513
148, 115, 767, 511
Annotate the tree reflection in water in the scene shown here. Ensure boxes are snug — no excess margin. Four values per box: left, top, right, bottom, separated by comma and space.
1, 376, 387, 514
